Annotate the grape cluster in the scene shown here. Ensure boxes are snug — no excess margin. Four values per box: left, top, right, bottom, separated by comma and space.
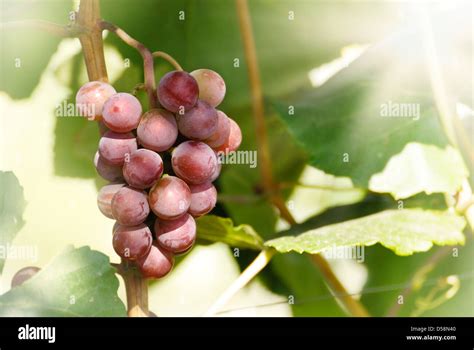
76, 69, 241, 279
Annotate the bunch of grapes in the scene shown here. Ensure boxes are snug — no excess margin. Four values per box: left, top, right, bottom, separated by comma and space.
76, 69, 242, 279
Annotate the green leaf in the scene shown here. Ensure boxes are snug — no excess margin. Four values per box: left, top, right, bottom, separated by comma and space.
196, 215, 264, 250
369, 143, 469, 199
0, 0, 73, 99
0, 246, 126, 316
272, 26, 456, 187
266, 209, 465, 256
0, 171, 27, 274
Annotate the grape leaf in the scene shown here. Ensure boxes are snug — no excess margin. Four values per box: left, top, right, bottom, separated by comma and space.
0, 246, 126, 316
265, 209, 466, 256
369, 143, 469, 199
0, 171, 27, 274
196, 215, 264, 250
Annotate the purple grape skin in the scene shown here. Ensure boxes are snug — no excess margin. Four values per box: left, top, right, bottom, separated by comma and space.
212, 117, 242, 153
188, 182, 217, 217
97, 183, 126, 219
157, 71, 199, 113
112, 223, 152, 261
190, 69, 226, 107
76, 81, 116, 120
102, 93, 143, 133
176, 100, 218, 140
137, 243, 174, 279
123, 149, 164, 189
11, 266, 41, 288
137, 109, 178, 152
210, 161, 222, 182
111, 186, 150, 226
148, 176, 191, 220
94, 151, 124, 182
204, 110, 231, 148
154, 214, 196, 253
171, 141, 218, 185
98, 131, 138, 166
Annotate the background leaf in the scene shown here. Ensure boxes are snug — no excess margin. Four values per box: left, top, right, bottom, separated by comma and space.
369, 143, 469, 199
0, 171, 27, 274
0, 246, 126, 316
196, 215, 264, 250
266, 209, 465, 256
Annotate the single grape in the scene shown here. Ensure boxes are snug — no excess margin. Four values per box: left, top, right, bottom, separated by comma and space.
171, 141, 218, 184
176, 100, 218, 140
98, 131, 137, 166
148, 176, 191, 220
190, 69, 226, 107
102, 93, 143, 133
97, 183, 126, 219
213, 118, 242, 153
11, 266, 41, 288
111, 186, 150, 226
157, 71, 199, 113
204, 110, 231, 148
210, 160, 222, 182
137, 109, 178, 152
123, 149, 163, 189
155, 214, 196, 253
94, 151, 124, 182
76, 81, 116, 120
112, 223, 152, 260
188, 182, 217, 217
136, 243, 174, 279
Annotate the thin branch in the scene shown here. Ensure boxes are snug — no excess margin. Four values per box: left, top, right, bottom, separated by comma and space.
101, 21, 157, 109
152, 51, 183, 71
235, 0, 275, 194
234, 0, 369, 317
278, 181, 364, 192
204, 249, 276, 316
1, 19, 86, 37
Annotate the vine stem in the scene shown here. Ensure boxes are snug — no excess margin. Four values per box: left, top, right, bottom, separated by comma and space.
77, 0, 149, 317
100, 21, 157, 109
204, 249, 276, 316
152, 51, 183, 71
234, 0, 369, 317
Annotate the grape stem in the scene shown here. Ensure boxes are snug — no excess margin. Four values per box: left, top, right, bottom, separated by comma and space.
203, 249, 276, 316
100, 21, 158, 109
152, 51, 183, 71
77, 0, 149, 317
235, 0, 370, 317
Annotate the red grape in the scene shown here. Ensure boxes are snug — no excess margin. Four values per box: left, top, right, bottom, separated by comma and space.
137, 109, 178, 152
94, 151, 124, 182
204, 110, 231, 148
210, 161, 222, 182
136, 243, 174, 279
11, 266, 41, 288
157, 71, 199, 113
123, 149, 163, 189
154, 214, 196, 253
97, 183, 125, 219
112, 223, 152, 260
111, 186, 150, 226
188, 182, 217, 217
102, 93, 143, 133
98, 131, 137, 166
148, 176, 191, 219
190, 69, 226, 107
176, 100, 218, 140
76, 81, 116, 120
213, 117, 242, 153
171, 141, 218, 184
